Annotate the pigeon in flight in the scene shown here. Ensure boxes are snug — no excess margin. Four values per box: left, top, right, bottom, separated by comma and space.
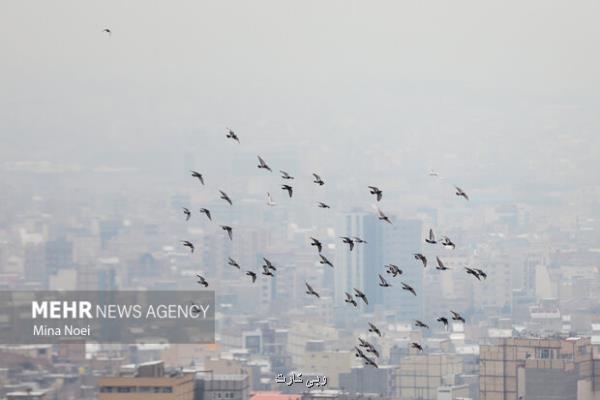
465, 267, 481, 280
368, 322, 382, 337
451, 310, 466, 323
354, 346, 367, 359
221, 225, 233, 240
182, 207, 191, 221
102, 28, 111, 36
425, 228, 437, 244
385, 264, 403, 277
375, 207, 392, 224
455, 186, 469, 200
368, 186, 383, 202
340, 236, 355, 251
181, 240, 194, 253
190, 171, 204, 185
353, 236, 367, 244
436, 257, 450, 271
319, 254, 334, 268
310, 237, 323, 253
378, 274, 391, 287
226, 128, 240, 143
441, 236, 456, 249
411, 342, 424, 352
312, 173, 325, 186
267, 192, 276, 206
345, 292, 358, 307
354, 288, 369, 305
414, 253, 427, 268
263, 258, 276, 271
281, 184, 293, 198
246, 271, 257, 283
257, 156, 272, 172
401, 282, 417, 296
363, 355, 379, 368
474, 268, 487, 279
196, 274, 209, 287
228, 257, 240, 269
437, 316, 449, 330
199, 208, 212, 221
219, 190, 233, 205
415, 320, 430, 329
261, 265, 274, 277
280, 170, 294, 180
358, 338, 372, 349
305, 282, 320, 298
317, 202, 331, 209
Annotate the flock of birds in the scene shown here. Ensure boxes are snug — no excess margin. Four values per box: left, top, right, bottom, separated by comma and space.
175, 127, 487, 369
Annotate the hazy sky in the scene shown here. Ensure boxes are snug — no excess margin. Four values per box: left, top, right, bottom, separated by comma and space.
1, 1, 599, 189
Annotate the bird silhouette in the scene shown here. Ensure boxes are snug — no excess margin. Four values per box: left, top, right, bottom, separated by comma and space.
196, 274, 208, 287
368, 322, 382, 337
312, 173, 325, 185
310, 237, 323, 253
181, 240, 194, 253
425, 228, 437, 244
375, 207, 392, 224
378, 274, 391, 287
340, 236, 355, 251
414, 253, 427, 268
280, 170, 294, 179
226, 128, 240, 143
354, 288, 369, 305
182, 207, 191, 221
401, 282, 417, 296
368, 186, 382, 201
385, 264, 402, 277
102, 28, 111, 36
267, 192, 276, 206
455, 186, 469, 200
441, 236, 456, 249
319, 254, 334, 268
305, 282, 320, 298
190, 171, 204, 185
415, 320, 430, 329
228, 257, 240, 269
317, 202, 331, 209
199, 208, 212, 221
257, 156, 272, 172
219, 190, 233, 205
451, 310, 466, 323
436, 257, 450, 271
246, 271, 257, 283
345, 292, 357, 307
437, 316, 449, 330
411, 342, 423, 352
281, 184, 293, 198
221, 225, 233, 240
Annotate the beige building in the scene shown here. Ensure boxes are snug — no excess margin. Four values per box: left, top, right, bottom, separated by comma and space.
97, 361, 195, 400
480, 336, 597, 400
393, 353, 463, 400
300, 350, 354, 388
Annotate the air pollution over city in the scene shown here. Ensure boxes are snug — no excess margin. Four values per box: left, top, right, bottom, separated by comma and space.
1, 1, 600, 400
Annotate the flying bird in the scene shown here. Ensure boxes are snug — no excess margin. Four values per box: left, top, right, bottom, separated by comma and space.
257, 156, 272, 172
317, 202, 331, 209
378, 274, 391, 287
340, 236, 355, 251
267, 192, 276, 206
358, 338, 371, 348
281, 184, 293, 198
345, 292, 357, 307
363, 355, 379, 368
353, 236, 367, 244
354, 346, 367, 358
474, 268, 487, 279
227, 257, 240, 269
436, 257, 450, 271
451, 310, 466, 323
219, 190, 233, 205
455, 186, 469, 200
385, 264, 402, 277
354, 288, 369, 305
196, 274, 208, 287
411, 342, 424, 352
181, 240, 194, 253
246, 271, 257, 283
263, 258, 276, 271
319, 254, 334, 268
190, 171, 204, 185
368, 322, 382, 337
312, 173, 325, 186
401, 282, 417, 296
199, 208, 212, 221
375, 207, 392, 224
182, 207, 191, 221
280, 170, 294, 180
226, 128, 240, 143
261, 265, 274, 277
437, 316, 449, 330
305, 282, 320, 298
414, 253, 427, 268
441, 236, 456, 249
365, 345, 380, 359
415, 320, 430, 329
368, 186, 383, 201
425, 228, 437, 244
221, 225, 233, 240
310, 237, 323, 253
465, 267, 481, 280
102, 28, 111, 36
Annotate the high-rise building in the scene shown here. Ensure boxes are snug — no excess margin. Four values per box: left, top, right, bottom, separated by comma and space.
382, 218, 423, 321
334, 211, 383, 311
479, 336, 597, 400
